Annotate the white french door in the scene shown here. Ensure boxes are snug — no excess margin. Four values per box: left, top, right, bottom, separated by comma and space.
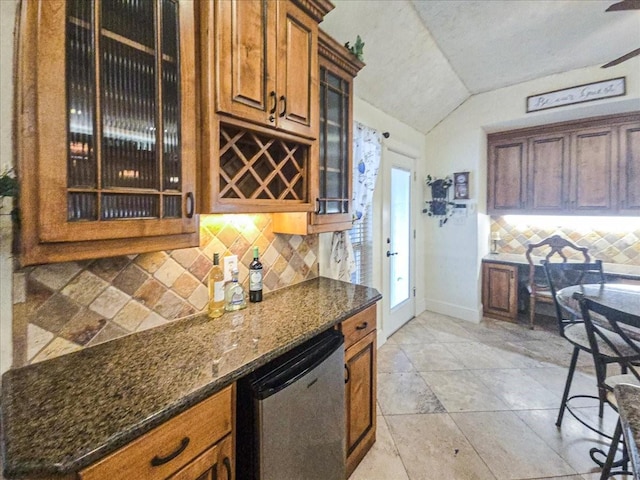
382, 146, 416, 336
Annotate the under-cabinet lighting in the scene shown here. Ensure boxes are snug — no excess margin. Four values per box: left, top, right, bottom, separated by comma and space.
503, 215, 640, 233
200, 213, 268, 233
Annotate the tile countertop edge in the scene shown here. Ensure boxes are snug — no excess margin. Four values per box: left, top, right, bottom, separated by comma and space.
482, 253, 640, 280
0, 277, 381, 479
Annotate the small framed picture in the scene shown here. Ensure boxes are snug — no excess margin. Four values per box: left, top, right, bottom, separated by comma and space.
453, 172, 469, 200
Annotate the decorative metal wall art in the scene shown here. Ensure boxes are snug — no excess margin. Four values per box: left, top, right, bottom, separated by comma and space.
423, 175, 455, 226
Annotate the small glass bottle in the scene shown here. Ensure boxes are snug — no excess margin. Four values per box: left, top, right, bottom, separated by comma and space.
225, 269, 247, 311
208, 253, 225, 318
249, 246, 263, 302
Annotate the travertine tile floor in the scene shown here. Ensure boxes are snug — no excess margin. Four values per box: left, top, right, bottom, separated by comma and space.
349, 310, 633, 480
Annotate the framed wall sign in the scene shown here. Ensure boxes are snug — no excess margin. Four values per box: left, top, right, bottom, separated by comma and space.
453, 171, 469, 200
526, 77, 625, 113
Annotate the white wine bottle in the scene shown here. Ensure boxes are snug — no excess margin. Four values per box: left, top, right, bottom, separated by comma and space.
208, 253, 225, 318
225, 269, 247, 311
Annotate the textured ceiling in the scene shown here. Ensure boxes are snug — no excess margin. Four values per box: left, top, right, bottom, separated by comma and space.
320, 0, 640, 134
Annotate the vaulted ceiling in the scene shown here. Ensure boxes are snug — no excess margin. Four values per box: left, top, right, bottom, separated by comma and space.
320, 0, 640, 134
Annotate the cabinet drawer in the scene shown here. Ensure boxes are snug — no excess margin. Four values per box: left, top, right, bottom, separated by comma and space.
80, 385, 233, 480
340, 305, 376, 349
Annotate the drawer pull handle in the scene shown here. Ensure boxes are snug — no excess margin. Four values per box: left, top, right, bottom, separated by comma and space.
356, 322, 368, 330
269, 91, 277, 123
150, 437, 190, 466
223, 456, 232, 479
185, 192, 195, 218
279, 95, 287, 117
344, 364, 350, 384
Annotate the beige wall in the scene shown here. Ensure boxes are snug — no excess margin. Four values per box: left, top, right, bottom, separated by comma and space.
0, 0, 19, 377
423, 58, 640, 323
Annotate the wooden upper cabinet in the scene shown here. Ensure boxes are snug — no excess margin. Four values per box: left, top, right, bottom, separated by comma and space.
198, 0, 332, 214
215, 0, 276, 128
487, 138, 527, 213
215, 0, 322, 139
487, 112, 639, 216
618, 121, 640, 214
17, 0, 198, 266
528, 133, 568, 212
570, 126, 617, 213
276, 1, 318, 138
272, 29, 364, 234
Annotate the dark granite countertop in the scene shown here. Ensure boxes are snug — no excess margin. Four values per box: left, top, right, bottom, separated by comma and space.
1, 277, 381, 479
482, 253, 640, 281
614, 383, 640, 473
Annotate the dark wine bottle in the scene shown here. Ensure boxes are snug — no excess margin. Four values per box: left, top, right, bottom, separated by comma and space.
249, 246, 263, 302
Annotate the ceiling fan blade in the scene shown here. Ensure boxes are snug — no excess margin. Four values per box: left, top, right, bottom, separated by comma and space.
601, 48, 640, 68
605, 0, 640, 11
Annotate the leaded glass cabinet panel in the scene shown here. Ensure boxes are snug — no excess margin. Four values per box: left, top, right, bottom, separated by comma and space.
18, 0, 198, 265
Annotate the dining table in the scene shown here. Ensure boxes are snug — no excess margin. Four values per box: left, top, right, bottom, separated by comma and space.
556, 283, 640, 324
556, 283, 639, 477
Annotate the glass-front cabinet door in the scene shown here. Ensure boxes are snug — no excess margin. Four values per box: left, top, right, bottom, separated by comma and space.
310, 30, 364, 232
317, 66, 350, 219
273, 29, 364, 234
18, 0, 197, 265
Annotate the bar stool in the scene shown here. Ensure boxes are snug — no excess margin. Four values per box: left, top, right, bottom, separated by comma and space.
543, 260, 607, 429
574, 293, 640, 478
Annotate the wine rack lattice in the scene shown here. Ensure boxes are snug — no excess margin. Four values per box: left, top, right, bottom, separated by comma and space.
219, 124, 307, 201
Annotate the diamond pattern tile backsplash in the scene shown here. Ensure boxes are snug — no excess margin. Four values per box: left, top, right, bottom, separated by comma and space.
491, 216, 640, 265
12, 214, 319, 366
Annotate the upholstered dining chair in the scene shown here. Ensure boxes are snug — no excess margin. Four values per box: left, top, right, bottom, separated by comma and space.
574, 293, 640, 478
526, 235, 590, 328
543, 260, 606, 428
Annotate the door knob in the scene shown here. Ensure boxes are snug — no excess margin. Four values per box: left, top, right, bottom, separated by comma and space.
386, 251, 398, 257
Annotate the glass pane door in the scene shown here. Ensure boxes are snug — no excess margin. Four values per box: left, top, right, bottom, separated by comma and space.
390, 167, 411, 308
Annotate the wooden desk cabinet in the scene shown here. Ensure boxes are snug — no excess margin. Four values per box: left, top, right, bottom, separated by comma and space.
79, 385, 235, 480
482, 261, 518, 322
338, 305, 377, 477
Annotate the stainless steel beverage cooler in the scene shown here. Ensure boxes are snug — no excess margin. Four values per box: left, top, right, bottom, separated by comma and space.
236, 329, 346, 480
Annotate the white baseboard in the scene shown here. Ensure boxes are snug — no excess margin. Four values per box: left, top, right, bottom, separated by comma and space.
424, 299, 482, 324
415, 298, 427, 316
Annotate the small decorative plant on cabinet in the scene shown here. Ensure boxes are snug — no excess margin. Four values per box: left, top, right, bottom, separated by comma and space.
423, 175, 455, 226
0, 168, 19, 224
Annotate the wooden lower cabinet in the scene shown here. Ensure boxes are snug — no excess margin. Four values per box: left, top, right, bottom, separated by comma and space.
339, 305, 377, 478
79, 385, 234, 480
167, 435, 233, 480
482, 261, 518, 321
